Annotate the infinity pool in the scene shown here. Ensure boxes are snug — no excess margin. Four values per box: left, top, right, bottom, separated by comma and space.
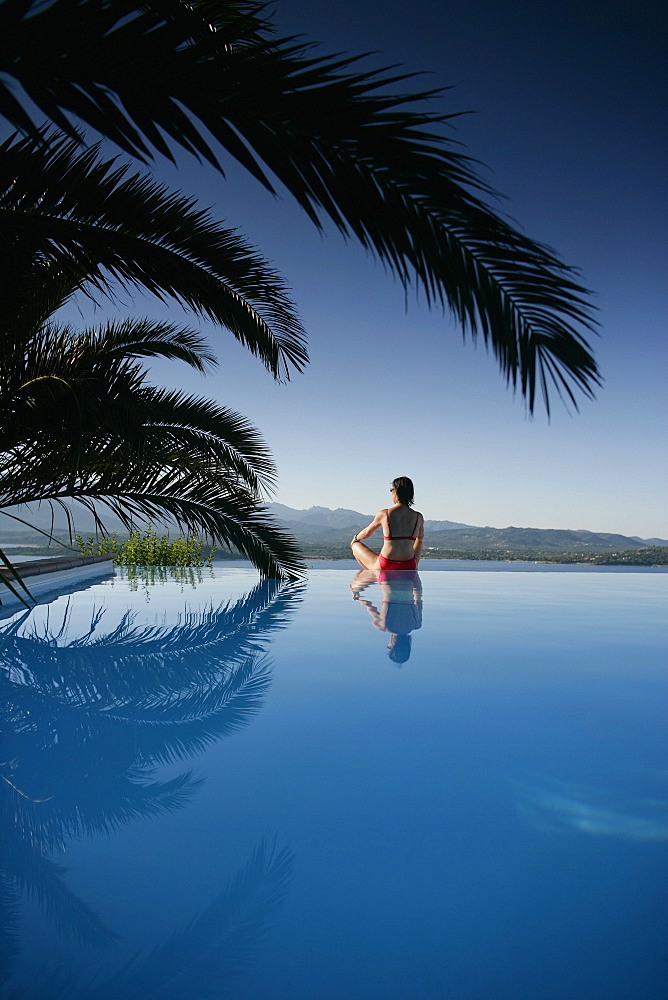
2, 566, 667, 999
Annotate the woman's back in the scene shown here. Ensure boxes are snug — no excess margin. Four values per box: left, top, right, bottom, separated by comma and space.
381, 505, 422, 559
384, 506, 420, 539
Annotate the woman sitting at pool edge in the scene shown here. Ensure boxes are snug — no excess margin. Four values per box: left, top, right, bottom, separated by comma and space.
351, 477, 424, 572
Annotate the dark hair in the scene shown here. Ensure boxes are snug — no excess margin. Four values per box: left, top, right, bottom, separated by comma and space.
388, 634, 412, 664
391, 476, 414, 506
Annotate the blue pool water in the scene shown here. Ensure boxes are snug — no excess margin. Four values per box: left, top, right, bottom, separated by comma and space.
2, 566, 667, 999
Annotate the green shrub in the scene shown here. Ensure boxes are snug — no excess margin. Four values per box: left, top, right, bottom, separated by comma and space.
76, 527, 214, 567
75, 532, 119, 556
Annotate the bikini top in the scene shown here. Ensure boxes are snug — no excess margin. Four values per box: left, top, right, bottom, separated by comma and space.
383, 509, 419, 541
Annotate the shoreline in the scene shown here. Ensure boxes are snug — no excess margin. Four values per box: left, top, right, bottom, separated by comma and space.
301, 555, 668, 571
300, 558, 668, 573
4, 554, 667, 581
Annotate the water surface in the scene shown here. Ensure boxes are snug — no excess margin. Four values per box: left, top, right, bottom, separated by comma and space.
2, 567, 666, 998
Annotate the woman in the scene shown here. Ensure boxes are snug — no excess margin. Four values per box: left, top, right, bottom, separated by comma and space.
351, 476, 424, 572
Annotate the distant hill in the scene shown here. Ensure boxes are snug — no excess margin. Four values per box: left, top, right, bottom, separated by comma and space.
268, 503, 377, 529
423, 525, 662, 553
267, 504, 668, 555
268, 503, 474, 532
0, 504, 147, 543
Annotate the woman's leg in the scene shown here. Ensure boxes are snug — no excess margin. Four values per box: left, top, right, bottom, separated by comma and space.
351, 539, 380, 571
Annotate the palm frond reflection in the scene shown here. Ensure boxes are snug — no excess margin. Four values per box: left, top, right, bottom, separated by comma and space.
6, 836, 294, 1000
0, 578, 304, 961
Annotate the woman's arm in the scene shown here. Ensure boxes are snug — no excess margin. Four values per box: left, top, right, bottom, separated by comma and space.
352, 510, 384, 543
413, 513, 425, 564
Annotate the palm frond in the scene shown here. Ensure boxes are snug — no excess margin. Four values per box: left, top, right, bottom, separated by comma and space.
69, 484, 306, 580
0, 0, 598, 408
0, 319, 305, 577
2, 649, 273, 770
4, 469, 305, 581
11, 835, 294, 1000
79, 319, 219, 371
0, 129, 307, 379
0, 579, 304, 700
0, 546, 35, 608
0, 877, 22, 987
3, 741, 203, 849
101, 655, 274, 767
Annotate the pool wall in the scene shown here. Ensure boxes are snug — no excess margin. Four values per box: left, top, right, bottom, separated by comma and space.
0, 554, 115, 615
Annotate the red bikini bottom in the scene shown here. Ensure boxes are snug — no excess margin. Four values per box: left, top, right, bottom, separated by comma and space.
378, 554, 417, 582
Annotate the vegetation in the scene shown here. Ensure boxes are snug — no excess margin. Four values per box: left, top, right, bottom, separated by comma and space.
76, 526, 214, 567
0, 128, 307, 378
577, 547, 668, 566
420, 547, 668, 566
117, 564, 212, 598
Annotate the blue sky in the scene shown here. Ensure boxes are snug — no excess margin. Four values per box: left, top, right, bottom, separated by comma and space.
70, 1, 668, 537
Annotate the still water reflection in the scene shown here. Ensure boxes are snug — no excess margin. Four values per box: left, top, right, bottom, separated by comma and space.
351, 569, 423, 664
1, 567, 667, 999
1, 575, 304, 997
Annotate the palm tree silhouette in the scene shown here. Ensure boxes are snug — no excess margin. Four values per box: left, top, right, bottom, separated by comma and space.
0, 129, 307, 588
0, 0, 600, 413
4, 836, 295, 1000
0, 1, 602, 600
1, 315, 304, 580
0, 129, 307, 381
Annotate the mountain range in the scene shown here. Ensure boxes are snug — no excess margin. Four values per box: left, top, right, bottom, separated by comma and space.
267, 504, 668, 554
2, 502, 666, 555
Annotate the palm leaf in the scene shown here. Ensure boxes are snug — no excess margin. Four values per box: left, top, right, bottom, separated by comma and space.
0, 129, 307, 380
104, 655, 274, 764
0, 876, 22, 987
0, 577, 302, 696
0, 0, 599, 409
4, 476, 305, 581
69, 485, 305, 580
2, 320, 276, 490
2, 734, 204, 848
10, 837, 294, 1000
0, 546, 35, 608
0, 320, 305, 578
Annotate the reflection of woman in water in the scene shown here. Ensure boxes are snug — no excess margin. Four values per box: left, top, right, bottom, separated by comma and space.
350, 477, 424, 572
351, 569, 423, 664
